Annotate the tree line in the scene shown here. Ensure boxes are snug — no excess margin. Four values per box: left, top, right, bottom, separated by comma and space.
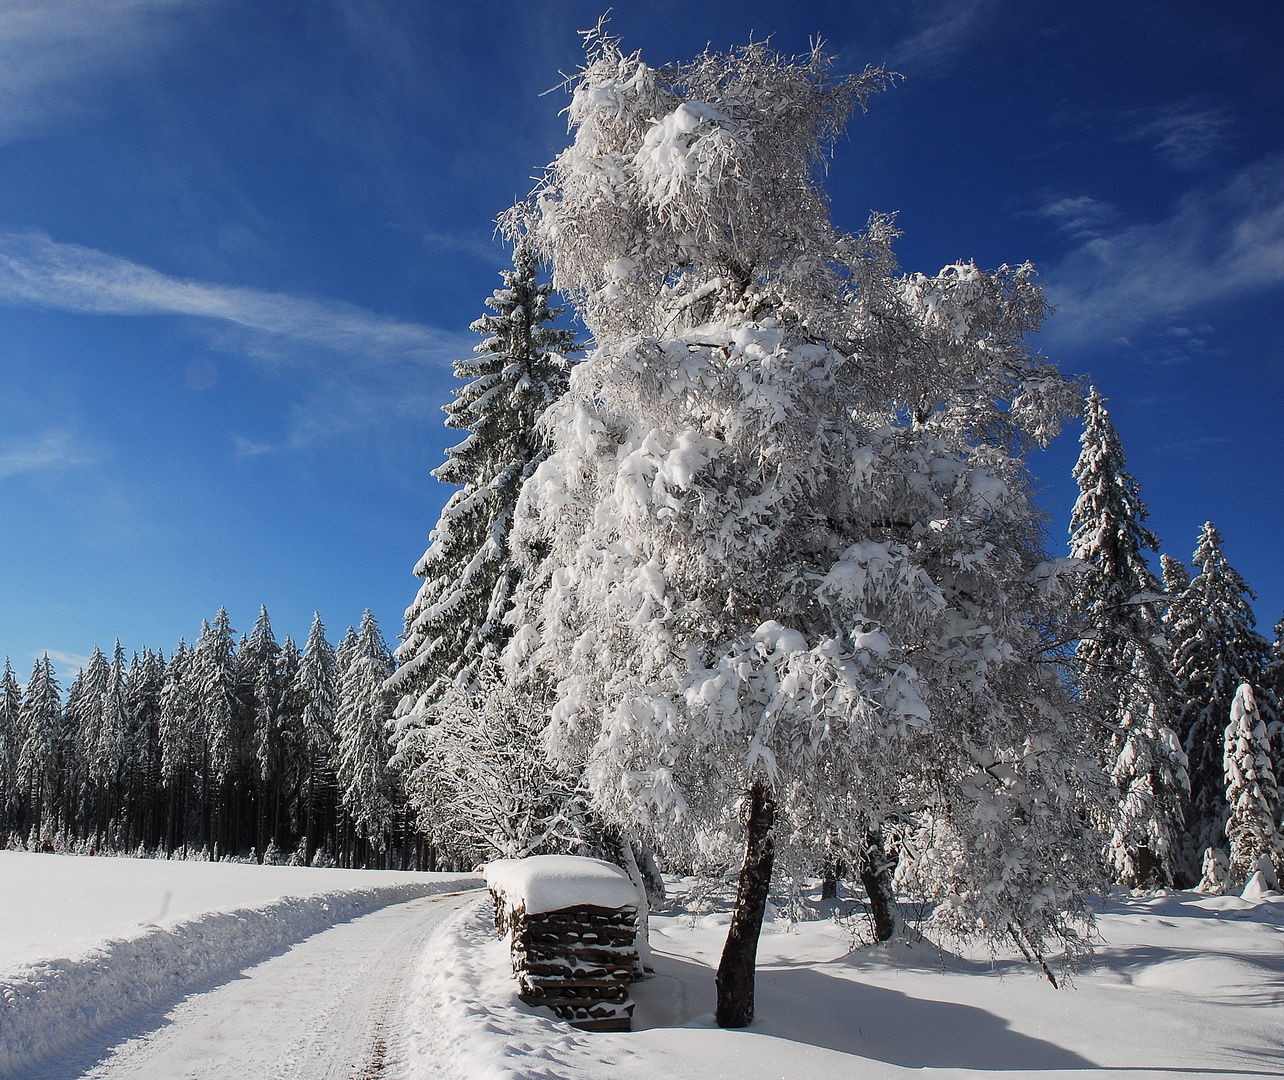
0, 607, 438, 870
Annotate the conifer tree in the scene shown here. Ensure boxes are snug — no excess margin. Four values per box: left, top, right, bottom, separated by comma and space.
244, 606, 283, 857
0, 659, 21, 835
388, 243, 579, 745
1068, 388, 1186, 885
1170, 523, 1276, 870
336, 610, 396, 862
18, 656, 61, 844
295, 613, 336, 864
1223, 683, 1281, 888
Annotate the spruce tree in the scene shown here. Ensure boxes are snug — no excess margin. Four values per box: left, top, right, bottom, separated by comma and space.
336, 610, 396, 862
1223, 683, 1281, 889
295, 613, 336, 864
0, 659, 21, 837
388, 243, 579, 742
1068, 388, 1186, 885
1170, 523, 1276, 870
18, 656, 61, 844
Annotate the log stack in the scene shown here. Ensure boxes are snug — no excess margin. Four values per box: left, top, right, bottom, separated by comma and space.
484, 855, 642, 1032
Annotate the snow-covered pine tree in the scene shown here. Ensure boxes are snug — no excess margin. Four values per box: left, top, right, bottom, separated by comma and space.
195, 609, 243, 856
1160, 554, 1190, 607
388, 243, 579, 749
501, 28, 1101, 1025
1223, 683, 1281, 889
18, 655, 61, 845
1068, 387, 1186, 886
1170, 523, 1276, 872
295, 613, 336, 864
272, 633, 303, 857
243, 606, 283, 858
0, 659, 21, 838
335, 610, 395, 863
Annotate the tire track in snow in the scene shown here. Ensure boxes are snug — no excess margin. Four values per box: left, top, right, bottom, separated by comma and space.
68, 890, 479, 1080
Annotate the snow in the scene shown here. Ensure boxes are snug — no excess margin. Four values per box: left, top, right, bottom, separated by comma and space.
0, 851, 479, 1079
397, 880, 1284, 1080
483, 855, 640, 914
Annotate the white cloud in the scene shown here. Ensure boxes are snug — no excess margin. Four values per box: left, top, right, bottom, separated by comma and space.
41, 649, 93, 679
0, 0, 195, 142
1042, 156, 1284, 345
882, 0, 995, 75
1033, 195, 1120, 240
0, 231, 464, 363
0, 430, 95, 479
232, 435, 274, 458
1119, 101, 1235, 171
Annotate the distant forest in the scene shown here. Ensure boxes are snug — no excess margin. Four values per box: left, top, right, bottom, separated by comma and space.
0, 606, 436, 870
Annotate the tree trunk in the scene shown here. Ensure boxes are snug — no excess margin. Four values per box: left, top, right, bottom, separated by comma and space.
860, 826, 898, 942
715, 779, 775, 1029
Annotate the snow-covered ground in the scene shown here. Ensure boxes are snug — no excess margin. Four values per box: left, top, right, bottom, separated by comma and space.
0, 851, 480, 1078
398, 882, 1284, 1080
7, 854, 1283, 1079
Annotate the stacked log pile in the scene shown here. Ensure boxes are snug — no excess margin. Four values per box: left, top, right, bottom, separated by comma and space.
484, 855, 643, 1033
493, 898, 638, 1031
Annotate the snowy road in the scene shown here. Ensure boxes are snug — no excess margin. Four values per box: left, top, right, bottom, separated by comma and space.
66, 890, 480, 1080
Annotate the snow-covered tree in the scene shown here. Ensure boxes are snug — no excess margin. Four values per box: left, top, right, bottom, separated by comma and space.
1223, 683, 1281, 888
1169, 523, 1275, 870
389, 243, 579, 737
336, 611, 395, 857
0, 659, 22, 836
404, 659, 580, 865
18, 655, 61, 844
500, 29, 1101, 1025
1068, 387, 1186, 886
295, 613, 336, 864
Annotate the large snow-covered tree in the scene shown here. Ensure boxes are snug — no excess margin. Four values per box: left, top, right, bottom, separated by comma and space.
1169, 523, 1276, 871
1222, 683, 1281, 889
499, 28, 1102, 1026
1068, 387, 1186, 886
388, 244, 579, 740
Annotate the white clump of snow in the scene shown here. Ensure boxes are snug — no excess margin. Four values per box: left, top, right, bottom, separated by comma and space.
483, 855, 639, 914
0, 851, 479, 1079
1241, 870, 1278, 900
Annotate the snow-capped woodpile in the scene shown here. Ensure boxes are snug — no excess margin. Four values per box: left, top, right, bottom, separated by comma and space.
484, 855, 640, 1032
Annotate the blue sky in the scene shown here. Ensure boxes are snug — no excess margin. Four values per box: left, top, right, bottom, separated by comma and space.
1, 0, 1281, 676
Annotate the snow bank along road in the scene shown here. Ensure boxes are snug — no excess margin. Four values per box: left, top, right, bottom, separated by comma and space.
1, 868, 482, 1080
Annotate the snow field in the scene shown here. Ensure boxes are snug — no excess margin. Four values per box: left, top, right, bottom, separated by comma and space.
402, 883, 1284, 1080
0, 852, 480, 1079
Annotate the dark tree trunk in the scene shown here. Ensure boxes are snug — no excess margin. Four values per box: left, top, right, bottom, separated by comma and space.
1135, 844, 1154, 889
860, 826, 898, 942
715, 779, 776, 1029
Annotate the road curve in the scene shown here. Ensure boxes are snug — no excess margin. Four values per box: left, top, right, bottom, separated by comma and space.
76, 890, 479, 1080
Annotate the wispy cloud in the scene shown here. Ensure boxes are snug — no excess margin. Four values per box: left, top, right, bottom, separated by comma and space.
0, 430, 95, 479
232, 435, 274, 458
0, 0, 195, 143
1117, 101, 1235, 171
882, 0, 996, 75
1042, 155, 1284, 344
0, 231, 463, 363
42, 649, 93, 679
1033, 195, 1120, 241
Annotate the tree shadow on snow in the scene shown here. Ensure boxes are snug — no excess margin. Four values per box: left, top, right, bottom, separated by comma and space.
633, 951, 1093, 1071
